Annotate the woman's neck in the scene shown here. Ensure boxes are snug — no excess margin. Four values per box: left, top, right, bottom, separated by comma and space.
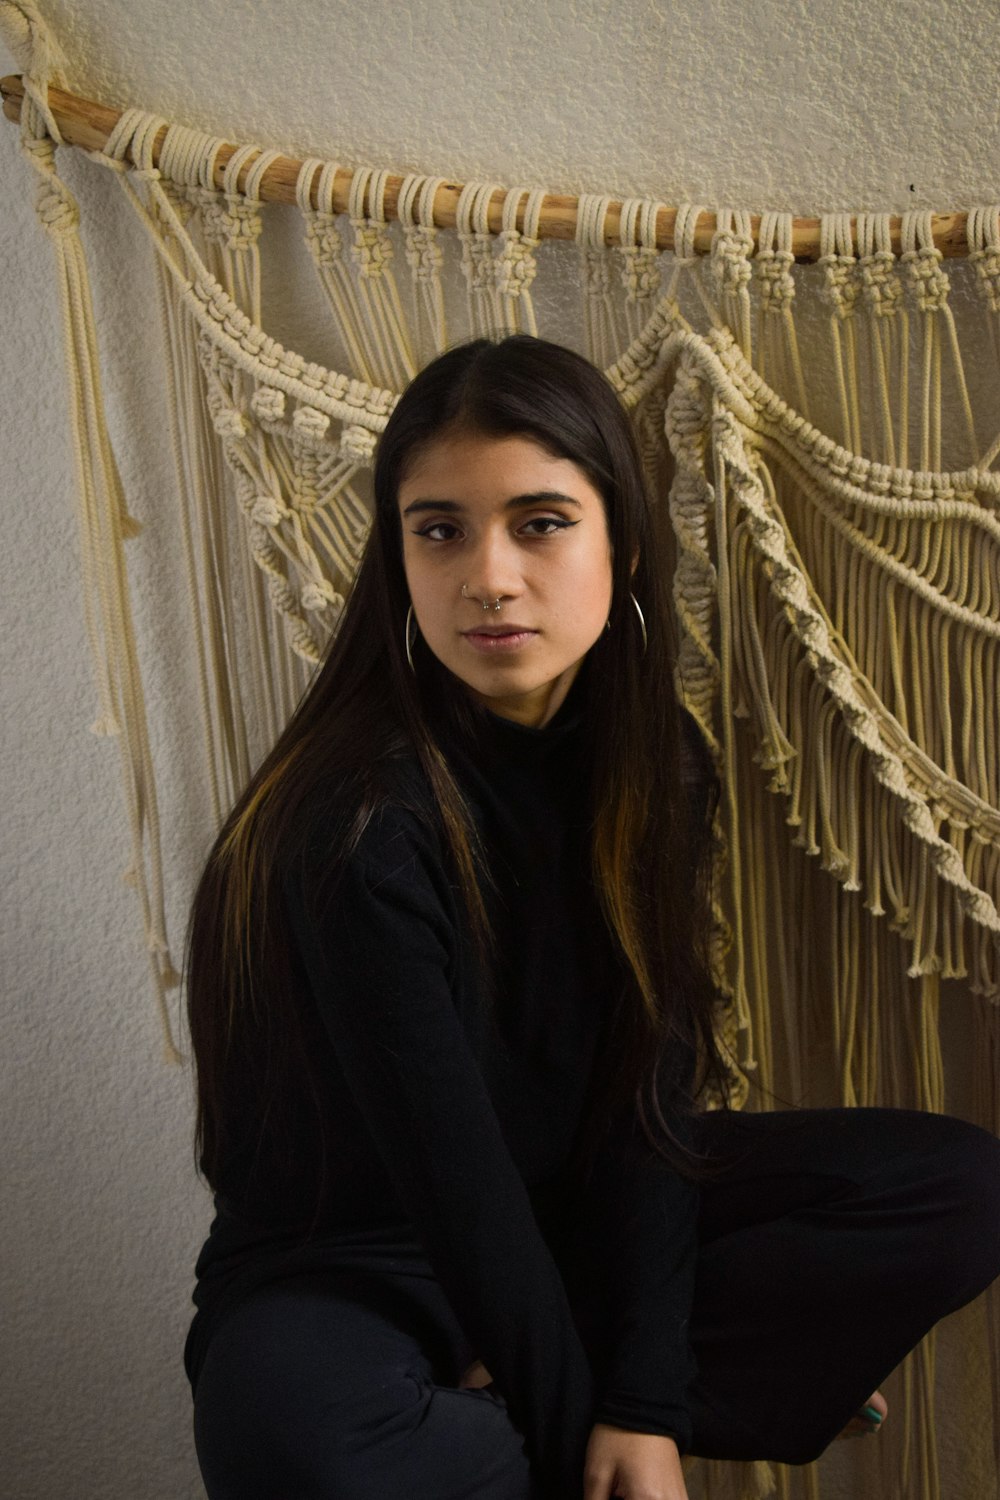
464, 659, 586, 730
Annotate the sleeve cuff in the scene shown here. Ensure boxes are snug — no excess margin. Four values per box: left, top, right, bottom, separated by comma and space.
594, 1393, 693, 1455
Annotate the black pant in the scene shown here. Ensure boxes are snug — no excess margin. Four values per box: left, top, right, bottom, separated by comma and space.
191, 1108, 1000, 1499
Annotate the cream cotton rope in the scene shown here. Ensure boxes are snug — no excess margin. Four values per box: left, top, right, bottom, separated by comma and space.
495, 185, 546, 336
398, 173, 448, 352
576, 193, 621, 367
456, 179, 505, 337
4, 5, 1000, 1492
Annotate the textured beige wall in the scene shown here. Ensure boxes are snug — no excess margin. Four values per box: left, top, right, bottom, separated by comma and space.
27, 0, 1000, 209
2, 2, 998, 1497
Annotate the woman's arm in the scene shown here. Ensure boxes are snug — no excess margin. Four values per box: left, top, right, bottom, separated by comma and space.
282, 804, 597, 1493
571, 1087, 700, 1453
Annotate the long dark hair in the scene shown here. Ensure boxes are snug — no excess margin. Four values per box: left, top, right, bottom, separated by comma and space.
187, 335, 728, 1191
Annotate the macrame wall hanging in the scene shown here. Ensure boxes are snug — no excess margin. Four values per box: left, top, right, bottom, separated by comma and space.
3, 4, 999, 1499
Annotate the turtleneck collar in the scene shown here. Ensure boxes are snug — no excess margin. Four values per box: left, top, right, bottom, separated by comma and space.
460, 667, 589, 765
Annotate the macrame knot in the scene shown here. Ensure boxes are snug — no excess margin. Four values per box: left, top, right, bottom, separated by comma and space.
22, 128, 56, 170
580, 251, 612, 297
456, 181, 504, 316
241, 326, 268, 361
289, 475, 319, 513
368, 387, 396, 420
34, 178, 78, 236
618, 246, 661, 303
929, 842, 965, 881
901, 246, 950, 312
460, 233, 498, 294
972, 247, 1000, 312
212, 406, 247, 438
342, 379, 371, 411
827, 445, 853, 478
858, 251, 902, 318
966, 206, 1000, 318
818, 256, 859, 318
251, 493, 284, 526
711, 230, 754, 294
250, 385, 286, 422
867, 462, 893, 495
188, 184, 223, 227
300, 578, 341, 612
495, 234, 539, 298
196, 327, 234, 382
757, 249, 795, 311
340, 423, 378, 463
221, 198, 265, 251
403, 224, 443, 283
777, 407, 802, 440
977, 253, 1000, 309
288, 617, 323, 665
351, 223, 393, 279
267, 573, 298, 613
305, 215, 343, 267
198, 196, 232, 245
292, 406, 331, 441
200, 286, 229, 330
703, 334, 737, 380
668, 377, 710, 443
297, 361, 325, 393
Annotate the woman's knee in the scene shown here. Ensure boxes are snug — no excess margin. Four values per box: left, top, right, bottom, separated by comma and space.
300, 1382, 536, 1499
196, 1355, 535, 1500
194, 1364, 422, 1498
931, 1116, 1000, 1282
875, 1112, 1000, 1313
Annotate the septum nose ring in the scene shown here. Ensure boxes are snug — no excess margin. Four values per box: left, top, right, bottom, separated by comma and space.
462, 583, 503, 613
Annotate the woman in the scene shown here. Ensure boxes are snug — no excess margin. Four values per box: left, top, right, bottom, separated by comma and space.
185, 335, 1000, 1500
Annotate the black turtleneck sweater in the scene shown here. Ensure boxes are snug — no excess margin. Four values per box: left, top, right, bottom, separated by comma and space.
187, 694, 700, 1494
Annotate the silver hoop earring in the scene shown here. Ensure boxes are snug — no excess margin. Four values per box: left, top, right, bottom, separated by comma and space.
405, 605, 417, 672
629, 591, 648, 655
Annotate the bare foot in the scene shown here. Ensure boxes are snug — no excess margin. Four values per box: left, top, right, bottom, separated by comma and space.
838, 1389, 888, 1438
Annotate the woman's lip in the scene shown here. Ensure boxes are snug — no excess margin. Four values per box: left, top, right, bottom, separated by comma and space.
463, 626, 534, 636
461, 629, 537, 652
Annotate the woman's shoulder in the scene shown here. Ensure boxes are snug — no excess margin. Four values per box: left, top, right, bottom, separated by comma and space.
284, 749, 443, 885
279, 752, 460, 951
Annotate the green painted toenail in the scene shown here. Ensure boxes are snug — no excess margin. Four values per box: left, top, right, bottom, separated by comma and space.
862, 1405, 884, 1425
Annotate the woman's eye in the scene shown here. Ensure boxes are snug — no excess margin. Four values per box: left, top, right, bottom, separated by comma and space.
413, 521, 462, 542
411, 516, 578, 542
520, 516, 579, 536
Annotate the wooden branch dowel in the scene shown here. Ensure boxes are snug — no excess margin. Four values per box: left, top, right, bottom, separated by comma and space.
0, 74, 972, 260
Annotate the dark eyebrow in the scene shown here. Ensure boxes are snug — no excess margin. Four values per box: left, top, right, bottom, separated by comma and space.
401, 490, 584, 517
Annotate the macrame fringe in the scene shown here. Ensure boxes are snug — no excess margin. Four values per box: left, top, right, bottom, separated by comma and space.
687, 1457, 776, 1500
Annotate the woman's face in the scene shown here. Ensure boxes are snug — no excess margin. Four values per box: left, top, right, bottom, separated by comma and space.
398, 429, 614, 728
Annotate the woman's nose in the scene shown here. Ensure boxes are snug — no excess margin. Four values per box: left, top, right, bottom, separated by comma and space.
464, 531, 522, 603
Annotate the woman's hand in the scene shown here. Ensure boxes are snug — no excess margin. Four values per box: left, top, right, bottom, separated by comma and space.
583, 1423, 690, 1500
458, 1360, 493, 1390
